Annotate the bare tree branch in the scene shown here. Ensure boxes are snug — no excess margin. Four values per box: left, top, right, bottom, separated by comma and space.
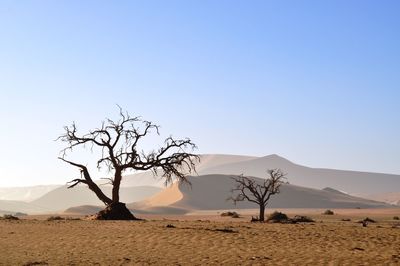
58, 157, 113, 205
228, 169, 287, 221
58, 108, 199, 206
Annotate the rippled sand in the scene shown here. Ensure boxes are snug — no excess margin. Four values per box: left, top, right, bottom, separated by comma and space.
1, 210, 400, 265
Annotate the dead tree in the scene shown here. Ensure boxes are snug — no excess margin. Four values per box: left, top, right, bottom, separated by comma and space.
229, 169, 286, 222
58, 108, 199, 220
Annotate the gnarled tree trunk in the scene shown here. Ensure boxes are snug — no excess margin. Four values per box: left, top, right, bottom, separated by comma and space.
259, 204, 265, 222
112, 169, 122, 203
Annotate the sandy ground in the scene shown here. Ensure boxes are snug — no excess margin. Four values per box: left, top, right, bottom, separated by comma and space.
1, 209, 400, 265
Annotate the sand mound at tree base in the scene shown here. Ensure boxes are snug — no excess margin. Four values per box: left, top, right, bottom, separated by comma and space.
92, 202, 139, 220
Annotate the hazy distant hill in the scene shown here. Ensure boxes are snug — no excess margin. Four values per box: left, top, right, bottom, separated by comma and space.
31, 185, 161, 212
0, 155, 255, 202
121, 154, 400, 195
128, 174, 390, 213
365, 192, 400, 206
198, 154, 400, 195
121, 154, 256, 187
64, 205, 103, 215
2, 154, 398, 214
0, 210, 12, 215
0, 200, 48, 214
0, 185, 61, 201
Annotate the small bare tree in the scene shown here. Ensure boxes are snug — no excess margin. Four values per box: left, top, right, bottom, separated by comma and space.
58, 108, 199, 220
229, 169, 286, 222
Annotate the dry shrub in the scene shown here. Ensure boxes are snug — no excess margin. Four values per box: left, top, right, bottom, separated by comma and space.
231, 212, 240, 218
292, 215, 315, 223
47, 216, 64, 221
215, 228, 235, 233
393, 216, 399, 220
358, 217, 376, 223
251, 216, 260, 222
23, 261, 48, 266
212, 228, 238, 233
323, 209, 334, 215
266, 212, 314, 224
65, 217, 81, 221
2, 214, 19, 220
221, 211, 240, 218
267, 211, 289, 223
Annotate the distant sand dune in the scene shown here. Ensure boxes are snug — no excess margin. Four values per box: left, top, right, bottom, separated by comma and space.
121, 154, 400, 195
0, 200, 48, 214
139, 183, 183, 206
0, 185, 61, 202
31, 185, 161, 212
121, 154, 257, 187
198, 154, 400, 195
366, 192, 400, 206
2, 154, 399, 215
128, 174, 391, 214
64, 205, 103, 215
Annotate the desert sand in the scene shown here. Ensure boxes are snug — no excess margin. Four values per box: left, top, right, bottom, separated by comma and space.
1, 209, 400, 265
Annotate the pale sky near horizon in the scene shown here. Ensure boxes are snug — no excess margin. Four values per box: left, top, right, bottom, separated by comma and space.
0, 1, 399, 187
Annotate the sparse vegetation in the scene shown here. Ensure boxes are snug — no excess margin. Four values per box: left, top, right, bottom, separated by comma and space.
211, 228, 238, 233
393, 216, 399, 220
292, 215, 315, 223
358, 217, 376, 227
221, 211, 235, 216
47, 216, 64, 221
66, 217, 81, 221
2, 214, 19, 220
1, 212, 400, 264
251, 216, 260, 222
231, 213, 240, 218
229, 169, 286, 222
358, 217, 376, 223
23, 261, 48, 266
46, 216, 81, 221
265, 212, 314, 223
267, 211, 289, 223
323, 209, 334, 215
220, 211, 240, 218
166, 224, 176, 228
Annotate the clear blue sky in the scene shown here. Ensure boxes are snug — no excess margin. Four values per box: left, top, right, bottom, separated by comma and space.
0, 1, 399, 186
